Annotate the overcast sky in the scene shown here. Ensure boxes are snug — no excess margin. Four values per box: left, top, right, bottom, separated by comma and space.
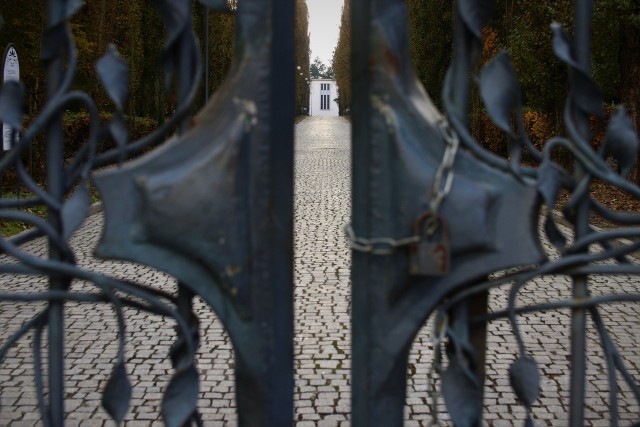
306, 0, 344, 66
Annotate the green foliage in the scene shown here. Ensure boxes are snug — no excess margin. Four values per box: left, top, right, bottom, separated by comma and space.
59, 111, 158, 156
492, 0, 639, 169
325, 65, 335, 79
295, 0, 311, 115
310, 56, 333, 78
494, 0, 572, 120
196, 4, 236, 108
332, 1, 351, 115
0, 190, 48, 237
0, 219, 30, 237
2, 0, 638, 176
330, 0, 638, 134
522, 109, 553, 151
0, 186, 101, 237
14, 112, 159, 185
0, 1, 237, 121
406, 0, 452, 108
0, 0, 237, 183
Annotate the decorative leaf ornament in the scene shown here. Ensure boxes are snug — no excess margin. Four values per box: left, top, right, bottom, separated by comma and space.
0, 0, 206, 423
509, 357, 540, 426
442, 358, 483, 427
509, 356, 541, 407
161, 365, 199, 427
61, 183, 90, 239
480, 52, 522, 138
551, 23, 603, 117
602, 107, 639, 177
97, 45, 130, 156
441, 322, 483, 427
457, 0, 494, 38
102, 363, 132, 423
96, 45, 129, 112
43, 0, 84, 28
150, 0, 195, 91
536, 158, 570, 249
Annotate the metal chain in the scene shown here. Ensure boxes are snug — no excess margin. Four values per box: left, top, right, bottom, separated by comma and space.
424, 119, 460, 235
343, 117, 460, 254
343, 224, 419, 255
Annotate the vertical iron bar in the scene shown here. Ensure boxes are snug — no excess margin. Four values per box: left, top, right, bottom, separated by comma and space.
450, 7, 488, 426
175, 19, 198, 427
269, 0, 295, 424
569, 2, 594, 425
350, 0, 372, 423
172, 36, 196, 357
45, 1, 66, 424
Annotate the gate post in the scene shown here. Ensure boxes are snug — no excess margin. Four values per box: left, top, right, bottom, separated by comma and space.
44, 0, 68, 422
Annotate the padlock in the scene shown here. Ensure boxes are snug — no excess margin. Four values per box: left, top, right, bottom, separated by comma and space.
409, 213, 450, 276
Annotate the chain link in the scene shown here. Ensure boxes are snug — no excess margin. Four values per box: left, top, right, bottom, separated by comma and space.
428, 119, 460, 219
343, 224, 419, 255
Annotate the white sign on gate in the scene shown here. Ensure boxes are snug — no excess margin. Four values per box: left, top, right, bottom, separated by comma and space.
2, 44, 20, 151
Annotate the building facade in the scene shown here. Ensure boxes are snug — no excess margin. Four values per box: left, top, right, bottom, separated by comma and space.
309, 79, 339, 117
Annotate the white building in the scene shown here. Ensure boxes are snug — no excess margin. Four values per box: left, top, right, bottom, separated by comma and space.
309, 79, 339, 117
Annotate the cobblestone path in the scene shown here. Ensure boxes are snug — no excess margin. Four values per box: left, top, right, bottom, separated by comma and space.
0, 116, 639, 426
293, 116, 351, 426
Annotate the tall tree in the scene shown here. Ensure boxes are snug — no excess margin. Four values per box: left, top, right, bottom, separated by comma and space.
325, 65, 335, 78
332, 0, 351, 115
496, 0, 572, 132
406, 0, 452, 108
202, 5, 236, 96
616, 2, 640, 181
310, 56, 329, 78
295, 0, 311, 115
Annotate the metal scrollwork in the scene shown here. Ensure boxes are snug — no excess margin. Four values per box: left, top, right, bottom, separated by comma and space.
352, 0, 640, 426
438, 1, 640, 426
0, 0, 204, 424
0, 0, 295, 425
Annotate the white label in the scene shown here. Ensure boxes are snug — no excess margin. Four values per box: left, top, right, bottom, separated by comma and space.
3, 124, 14, 151
3, 47, 19, 82
3, 46, 20, 151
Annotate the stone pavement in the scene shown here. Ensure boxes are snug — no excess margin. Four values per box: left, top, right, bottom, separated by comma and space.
0, 115, 639, 426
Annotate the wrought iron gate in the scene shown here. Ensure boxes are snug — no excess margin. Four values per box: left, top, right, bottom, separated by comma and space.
0, 0, 639, 426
